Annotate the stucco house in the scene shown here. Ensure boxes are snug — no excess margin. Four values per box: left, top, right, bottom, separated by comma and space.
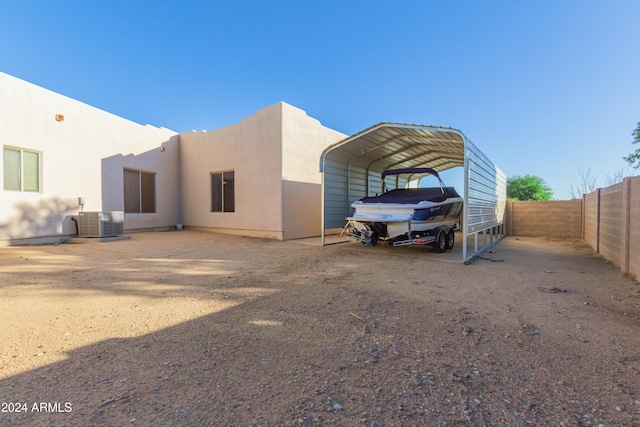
0, 72, 346, 246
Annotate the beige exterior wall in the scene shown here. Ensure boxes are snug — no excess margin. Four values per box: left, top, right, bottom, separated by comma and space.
179, 102, 345, 240
505, 200, 582, 238
0, 72, 179, 245
0, 74, 347, 245
280, 103, 347, 239
179, 103, 284, 239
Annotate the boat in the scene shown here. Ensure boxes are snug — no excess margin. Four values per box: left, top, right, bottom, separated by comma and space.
343, 167, 463, 251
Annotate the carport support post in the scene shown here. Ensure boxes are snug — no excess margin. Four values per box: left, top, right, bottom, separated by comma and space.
321, 172, 326, 246
462, 146, 470, 262
461, 144, 478, 263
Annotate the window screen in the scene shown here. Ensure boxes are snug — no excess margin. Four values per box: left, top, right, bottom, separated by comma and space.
211, 170, 235, 212
222, 171, 235, 212
22, 151, 40, 192
140, 172, 155, 213
3, 147, 40, 192
124, 169, 155, 213
211, 173, 223, 212
3, 147, 20, 191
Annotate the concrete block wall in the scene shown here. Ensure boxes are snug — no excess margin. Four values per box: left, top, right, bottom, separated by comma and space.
506, 177, 639, 279
506, 200, 582, 238
629, 178, 640, 279
598, 183, 624, 268
583, 191, 599, 250
581, 177, 640, 279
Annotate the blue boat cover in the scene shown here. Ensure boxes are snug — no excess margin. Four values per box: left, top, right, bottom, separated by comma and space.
359, 187, 460, 204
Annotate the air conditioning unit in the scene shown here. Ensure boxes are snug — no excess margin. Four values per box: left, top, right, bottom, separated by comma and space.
78, 211, 124, 237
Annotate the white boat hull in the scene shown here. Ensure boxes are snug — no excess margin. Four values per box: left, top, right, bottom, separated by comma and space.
345, 197, 463, 245
343, 168, 463, 248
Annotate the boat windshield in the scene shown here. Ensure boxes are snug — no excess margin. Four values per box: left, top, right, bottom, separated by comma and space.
381, 168, 447, 194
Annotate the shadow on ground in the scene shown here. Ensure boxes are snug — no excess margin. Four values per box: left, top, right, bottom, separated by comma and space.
1, 232, 639, 426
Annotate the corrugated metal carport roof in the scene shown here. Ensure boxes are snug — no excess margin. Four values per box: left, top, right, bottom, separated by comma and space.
319, 122, 506, 263
320, 122, 466, 173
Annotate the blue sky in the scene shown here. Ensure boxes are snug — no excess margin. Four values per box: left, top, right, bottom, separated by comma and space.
1, 1, 639, 198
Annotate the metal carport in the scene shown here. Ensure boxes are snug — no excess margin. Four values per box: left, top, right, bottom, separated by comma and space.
319, 123, 507, 263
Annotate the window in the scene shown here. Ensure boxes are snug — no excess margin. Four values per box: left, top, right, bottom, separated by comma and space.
3, 147, 40, 192
124, 169, 156, 213
211, 170, 235, 212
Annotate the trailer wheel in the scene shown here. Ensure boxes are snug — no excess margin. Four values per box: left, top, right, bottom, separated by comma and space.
365, 231, 379, 247
432, 230, 447, 253
445, 229, 455, 250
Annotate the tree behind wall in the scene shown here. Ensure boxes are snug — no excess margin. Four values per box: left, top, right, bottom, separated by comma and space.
507, 175, 553, 201
568, 167, 633, 199
623, 121, 640, 169
568, 168, 598, 200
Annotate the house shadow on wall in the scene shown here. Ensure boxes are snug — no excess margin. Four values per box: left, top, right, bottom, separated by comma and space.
0, 197, 78, 244
282, 180, 323, 240
101, 135, 181, 230
0, 136, 181, 245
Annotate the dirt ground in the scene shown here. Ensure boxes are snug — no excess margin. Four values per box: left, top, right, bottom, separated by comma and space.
0, 230, 639, 426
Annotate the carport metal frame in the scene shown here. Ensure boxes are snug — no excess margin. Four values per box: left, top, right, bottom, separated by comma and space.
319, 123, 506, 263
